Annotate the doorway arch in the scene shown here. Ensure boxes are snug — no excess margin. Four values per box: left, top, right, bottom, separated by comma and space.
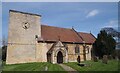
57, 51, 63, 63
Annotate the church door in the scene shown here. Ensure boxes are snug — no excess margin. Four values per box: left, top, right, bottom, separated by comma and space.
57, 51, 63, 63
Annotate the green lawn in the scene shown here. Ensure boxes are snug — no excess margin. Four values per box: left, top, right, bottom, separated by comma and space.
64, 60, 118, 71
3, 60, 119, 72
3, 62, 65, 71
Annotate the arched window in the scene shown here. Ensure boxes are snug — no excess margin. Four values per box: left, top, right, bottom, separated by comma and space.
85, 46, 89, 54
75, 44, 80, 54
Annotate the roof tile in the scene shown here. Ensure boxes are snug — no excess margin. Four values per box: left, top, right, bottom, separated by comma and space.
38, 25, 96, 44
78, 32, 96, 44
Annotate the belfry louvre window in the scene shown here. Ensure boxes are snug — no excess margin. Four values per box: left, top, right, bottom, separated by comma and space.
75, 45, 80, 53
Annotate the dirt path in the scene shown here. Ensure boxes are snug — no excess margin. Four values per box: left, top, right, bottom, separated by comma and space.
58, 64, 79, 73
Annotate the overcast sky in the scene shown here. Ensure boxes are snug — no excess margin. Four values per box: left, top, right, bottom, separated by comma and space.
1, 2, 118, 46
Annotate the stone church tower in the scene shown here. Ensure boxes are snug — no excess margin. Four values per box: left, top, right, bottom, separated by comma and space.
6, 10, 41, 64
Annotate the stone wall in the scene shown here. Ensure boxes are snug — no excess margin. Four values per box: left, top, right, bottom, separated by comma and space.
67, 44, 84, 62
6, 10, 41, 64
85, 45, 92, 60
39, 42, 92, 63
36, 43, 48, 62
6, 44, 36, 64
42, 43, 86, 62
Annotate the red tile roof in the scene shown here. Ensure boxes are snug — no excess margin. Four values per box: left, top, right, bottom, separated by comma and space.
78, 32, 96, 44
39, 25, 83, 43
38, 25, 96, 44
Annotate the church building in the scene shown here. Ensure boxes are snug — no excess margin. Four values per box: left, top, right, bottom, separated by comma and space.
6, 10, 96, 64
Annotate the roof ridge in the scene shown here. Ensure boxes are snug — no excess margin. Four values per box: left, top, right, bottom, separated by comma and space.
78, 32, 90, 34
41, 24, 72, 30
90, 33, 96, 39
72, 28, 84, 43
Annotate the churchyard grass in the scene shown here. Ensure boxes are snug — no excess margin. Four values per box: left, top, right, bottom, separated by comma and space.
64, 60, 118, 71
2, 60, 118, 72
3, 62, 65, 71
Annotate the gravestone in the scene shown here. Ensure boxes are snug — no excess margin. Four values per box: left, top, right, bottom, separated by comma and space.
77, 56, 80, 63
93, 56, 98, 62
102, 55, 108, 64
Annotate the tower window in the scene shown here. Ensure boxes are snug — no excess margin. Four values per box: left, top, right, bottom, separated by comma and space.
75, 44, 80, 54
